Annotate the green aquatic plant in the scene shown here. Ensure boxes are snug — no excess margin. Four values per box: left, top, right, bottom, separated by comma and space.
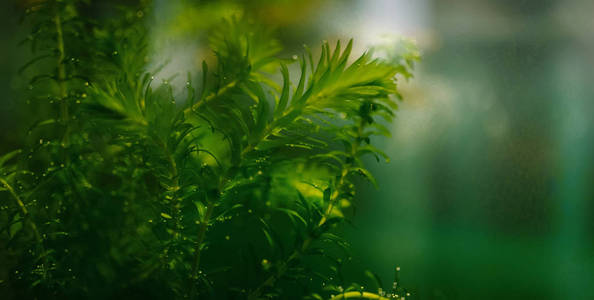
0, 0, 419, 299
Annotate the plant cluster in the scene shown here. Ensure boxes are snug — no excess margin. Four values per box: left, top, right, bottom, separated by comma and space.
0, 0, 419, 299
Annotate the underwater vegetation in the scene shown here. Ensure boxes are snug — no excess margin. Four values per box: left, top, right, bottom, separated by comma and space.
0, 0, 419, 299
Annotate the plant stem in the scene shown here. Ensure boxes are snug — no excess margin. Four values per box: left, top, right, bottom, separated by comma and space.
0, 178, 39, 240
191, 200, 215, 275
329, 291, 391, 300
184, 79, 238, 116
54, 11, 68, 125
1, 178, 46, 268
189, 199, 215, 298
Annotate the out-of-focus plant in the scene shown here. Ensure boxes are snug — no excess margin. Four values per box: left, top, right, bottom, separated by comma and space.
0, 0, 419, 299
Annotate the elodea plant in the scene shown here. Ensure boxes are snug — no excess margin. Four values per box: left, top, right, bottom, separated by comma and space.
0, 0, 419, 299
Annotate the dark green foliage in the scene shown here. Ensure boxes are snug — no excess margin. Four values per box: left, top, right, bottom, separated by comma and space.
0, 1, 419, 299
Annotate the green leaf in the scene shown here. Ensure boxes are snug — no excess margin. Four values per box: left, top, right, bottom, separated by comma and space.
275, 207, 307, 227
9, 214, 23, 239
0, 149, 22, 167
349, 167, 378, 188
275, 63, 290, 118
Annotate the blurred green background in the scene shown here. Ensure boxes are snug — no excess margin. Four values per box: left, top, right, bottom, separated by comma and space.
1, 0, 593, 299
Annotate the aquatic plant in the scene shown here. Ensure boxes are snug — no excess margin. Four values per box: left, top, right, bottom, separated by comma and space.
0, 0, 419, 299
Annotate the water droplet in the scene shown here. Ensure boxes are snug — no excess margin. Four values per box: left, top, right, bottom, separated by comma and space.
292, 55, 298, 60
